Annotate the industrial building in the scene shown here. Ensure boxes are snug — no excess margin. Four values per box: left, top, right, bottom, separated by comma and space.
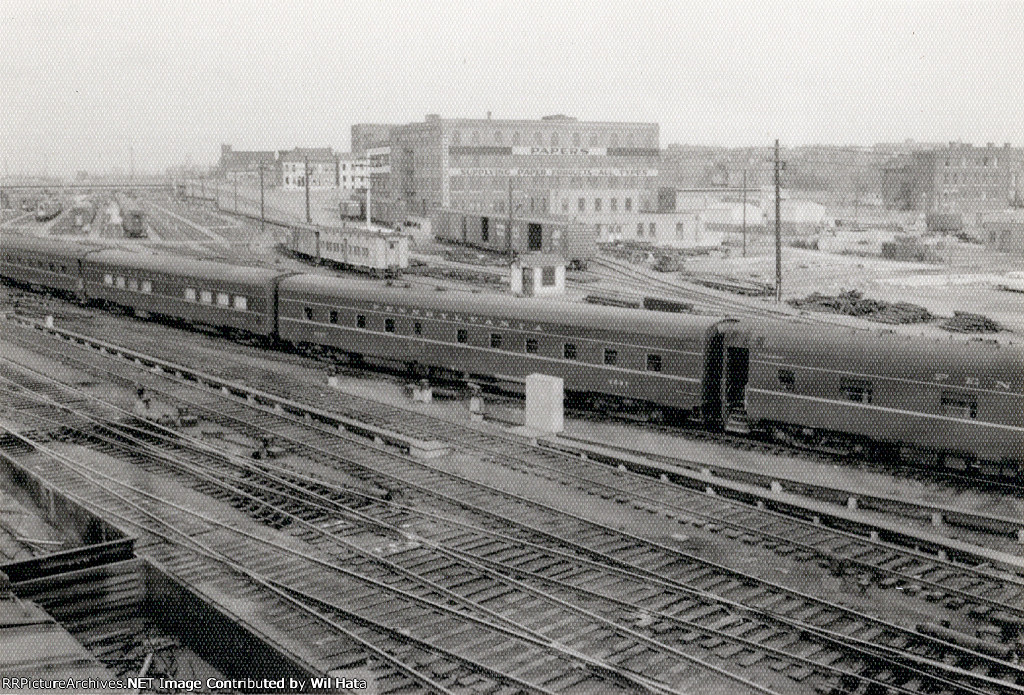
363, 114, 660, 226
882, 142, 1023, 213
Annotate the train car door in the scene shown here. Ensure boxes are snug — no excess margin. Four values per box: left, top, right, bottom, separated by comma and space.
722, 346, 750, 432
527, 223, 543, 252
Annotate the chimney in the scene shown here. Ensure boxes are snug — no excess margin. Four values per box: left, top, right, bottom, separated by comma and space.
987, 142, 994, 148
487, 111, 492, 120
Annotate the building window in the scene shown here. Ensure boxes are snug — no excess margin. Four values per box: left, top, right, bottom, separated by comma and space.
941, 393, 977, 419
490, 333, 502, 349
610, 198, 617, 212
576, 198, 585, 212
525, 338, 538, 354
562, 199, 569, 212
414, 321, 422, 335
649, 222, 656, 237
385, 318, 395, 333
625, 197, 632, 211
646, 354, 662, 372
234, 295, 247, 311
304, 306, 314, 320
777, 369, 795, 391
141, 280, 153, 294
541, 266, 556, 286
356, 314, 366, 328
128, 278, 139, 291
637, 223, 644, 237
563, 343, 577, 360
184, 288, 197, 302
603, 348, 617, 365
200, 290, 213, 304
457, 328, 468, 344
103, 273, 114, 285
841, 378, 872, 404
329, 310, 338, 324
217, 292, 230, 307
594, 198, 602, 212
116, 276, 126, 288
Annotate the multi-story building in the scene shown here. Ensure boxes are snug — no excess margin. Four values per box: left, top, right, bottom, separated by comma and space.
351, 124, 397, 157
218, 144, 279, 185
371, 114, 660, 226
882, 142, 1023, 213
279, 147, 339, 189
337, 153, 368, 190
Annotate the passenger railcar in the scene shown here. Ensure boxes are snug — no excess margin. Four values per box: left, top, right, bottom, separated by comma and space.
289, 224, 409, 276
720, 320, 1024, 476
277, 274, 727, 420
0, 236, 96, 298
82, 250, 288, 337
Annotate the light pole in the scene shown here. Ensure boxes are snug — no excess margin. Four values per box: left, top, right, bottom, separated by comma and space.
304, 157, 312, 224
258, 161, 266, 236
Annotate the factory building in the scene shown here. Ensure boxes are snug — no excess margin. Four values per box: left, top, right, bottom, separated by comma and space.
351, 124, 397, 157
882, 142, 1023, 213
367, 114, 660, 227
218, 144, 279, 186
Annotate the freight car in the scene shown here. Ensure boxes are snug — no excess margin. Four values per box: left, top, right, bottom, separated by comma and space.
114, 193, 147, 238
289, 223, 409, 277
35, 197, 63, 222
434, 209, 596, 270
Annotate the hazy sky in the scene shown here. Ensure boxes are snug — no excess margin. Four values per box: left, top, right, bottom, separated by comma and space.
2, 0, 1021, 175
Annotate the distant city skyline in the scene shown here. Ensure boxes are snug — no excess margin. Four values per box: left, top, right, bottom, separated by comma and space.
2, 0, 1021, 176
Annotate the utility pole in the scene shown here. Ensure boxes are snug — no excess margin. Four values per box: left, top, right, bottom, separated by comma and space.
304, 157, 312, 224
774, 139, 783, 303
233, 172, 238, 212
506, 177, 514, 262
741, 169, 747, 257
258, 161, 266, 237
365, 165, 372, 228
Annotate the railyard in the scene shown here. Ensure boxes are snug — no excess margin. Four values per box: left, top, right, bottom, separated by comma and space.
0, 184, 1022, 692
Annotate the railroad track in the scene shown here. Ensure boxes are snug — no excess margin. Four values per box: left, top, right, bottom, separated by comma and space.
2, 330, 1024, 694
1, 402, 662, 694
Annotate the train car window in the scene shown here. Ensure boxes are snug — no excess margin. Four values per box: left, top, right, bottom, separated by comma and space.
304, 307, 314, 321
941, 393, 978, 419
356, 314, 366, 328
603, 349, 618, 365
141, 280, 153, 294
525, 338, 539, 354
841, 378, 872, 404
116, 276, 126, 288
233, 295, 247, 311
646, 354, 662, 372
216, 293, 230, 307
777, 369, 795, 391
329, 310, 338, 324
128, 278, 139, 291
200, 290, 213, 304
490, 333, 503, 349
385, 318, 395, 333
457, 329, 468, 344
49, 263, 55, 272
414, 322, 422, 335
563, 343, 577, 360
184, 288, 197, 302
104, 274, 114, 285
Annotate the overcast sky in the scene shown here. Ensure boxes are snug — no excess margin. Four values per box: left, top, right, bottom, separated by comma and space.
2, 0, 1021, 176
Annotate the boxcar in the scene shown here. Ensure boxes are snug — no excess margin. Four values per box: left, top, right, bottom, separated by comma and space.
277, 274, 727, 419
721, 320, 1024, 475
83, 250, 289, 337
0, 236, 97, 298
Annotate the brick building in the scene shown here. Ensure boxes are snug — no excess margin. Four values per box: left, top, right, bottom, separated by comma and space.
279, 147, 339, 189
368, 114, 660, 227
351, 124, 397, 157
882, 142, 1023, 213
218, 144, 279, 186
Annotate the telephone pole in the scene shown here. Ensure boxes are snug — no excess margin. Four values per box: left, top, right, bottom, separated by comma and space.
304, 157, 312, 224
506, 177, 514, 261
741, 169, 747, 257
233, 172, 238, 212
774, 139, 783, 303
258, 161, 266, 237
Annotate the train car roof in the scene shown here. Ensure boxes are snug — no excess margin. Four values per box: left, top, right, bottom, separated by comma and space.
728, 318, 1024, 394
0, 234, 103, 259
86, 249, 290, 285
280, 273, 731, 339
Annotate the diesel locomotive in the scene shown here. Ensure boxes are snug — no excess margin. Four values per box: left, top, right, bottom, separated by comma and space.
2, 235, 1021, 478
